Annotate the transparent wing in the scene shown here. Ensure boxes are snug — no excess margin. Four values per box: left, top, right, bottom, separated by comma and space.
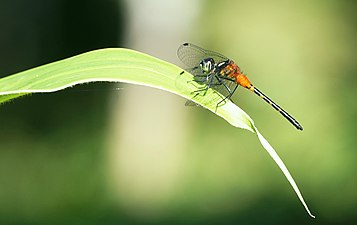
177, 43, 229, 68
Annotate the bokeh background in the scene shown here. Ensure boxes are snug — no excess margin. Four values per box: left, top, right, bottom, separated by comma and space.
0, 0, 356, 224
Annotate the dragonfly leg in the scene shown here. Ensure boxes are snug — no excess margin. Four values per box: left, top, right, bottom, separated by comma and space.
190, 73, 216, 95
215, 84, 239, 110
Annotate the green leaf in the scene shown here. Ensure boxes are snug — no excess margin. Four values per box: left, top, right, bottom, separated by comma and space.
0, 48, 315, 218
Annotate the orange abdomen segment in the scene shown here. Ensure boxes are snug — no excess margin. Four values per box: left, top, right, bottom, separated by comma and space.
236, 74, 252, 89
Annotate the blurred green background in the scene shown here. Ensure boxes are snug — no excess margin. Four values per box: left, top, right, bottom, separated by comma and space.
0, 0, 356, 224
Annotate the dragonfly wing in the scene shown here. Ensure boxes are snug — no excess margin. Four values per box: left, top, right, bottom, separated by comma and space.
177, 43, 228, 68
204, 49, 230, 66
186, 65, 204, 77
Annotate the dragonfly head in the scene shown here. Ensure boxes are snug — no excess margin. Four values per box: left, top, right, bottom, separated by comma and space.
200, 58, 215, 74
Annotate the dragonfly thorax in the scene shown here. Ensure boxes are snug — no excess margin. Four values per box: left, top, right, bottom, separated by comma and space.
218, 60, 241, 77
199, 58, 215, 74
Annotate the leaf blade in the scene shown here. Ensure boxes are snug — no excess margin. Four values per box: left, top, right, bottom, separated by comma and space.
0, 48, 314, 217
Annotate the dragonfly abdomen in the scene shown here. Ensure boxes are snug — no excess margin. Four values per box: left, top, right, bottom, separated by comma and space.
252, 87, 303, 130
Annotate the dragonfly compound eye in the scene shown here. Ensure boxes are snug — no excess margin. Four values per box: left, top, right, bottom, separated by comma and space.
200, 58, 215, 73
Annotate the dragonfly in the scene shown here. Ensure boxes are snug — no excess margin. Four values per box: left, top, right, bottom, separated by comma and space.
177, 43, 303, 131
